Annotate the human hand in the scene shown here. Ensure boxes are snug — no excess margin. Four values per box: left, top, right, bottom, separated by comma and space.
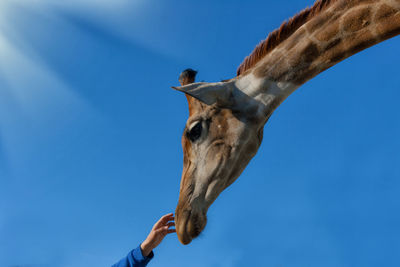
140, 213, 176, 257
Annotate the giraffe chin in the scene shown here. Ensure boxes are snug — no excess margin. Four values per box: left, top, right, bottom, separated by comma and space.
175, 209, 207, 245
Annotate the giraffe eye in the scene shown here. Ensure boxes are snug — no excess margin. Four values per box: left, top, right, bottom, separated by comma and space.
187, 122, 202, 142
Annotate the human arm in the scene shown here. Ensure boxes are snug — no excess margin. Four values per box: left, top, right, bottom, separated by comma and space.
111, 213, 176, 267
140, 213, 176, 257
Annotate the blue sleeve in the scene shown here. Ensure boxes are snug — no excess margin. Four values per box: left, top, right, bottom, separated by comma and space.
112, 244, 154, 267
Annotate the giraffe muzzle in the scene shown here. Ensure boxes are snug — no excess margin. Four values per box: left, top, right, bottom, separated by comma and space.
175, 206, 207, 245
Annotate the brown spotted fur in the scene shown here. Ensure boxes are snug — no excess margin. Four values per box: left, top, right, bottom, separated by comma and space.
237, 0, 400, 85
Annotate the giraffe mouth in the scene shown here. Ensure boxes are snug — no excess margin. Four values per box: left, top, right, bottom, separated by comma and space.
175, 208, 207, 245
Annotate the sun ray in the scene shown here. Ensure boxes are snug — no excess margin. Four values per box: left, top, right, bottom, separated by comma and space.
0, 1, 99, 173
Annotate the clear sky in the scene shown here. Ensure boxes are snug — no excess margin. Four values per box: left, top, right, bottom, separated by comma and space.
0, 0, 399, 266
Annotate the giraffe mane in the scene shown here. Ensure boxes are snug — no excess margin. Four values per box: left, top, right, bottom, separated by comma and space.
236, 0, 338, 76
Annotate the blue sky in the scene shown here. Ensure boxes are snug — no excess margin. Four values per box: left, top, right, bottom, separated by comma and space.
0, 0, 399, 266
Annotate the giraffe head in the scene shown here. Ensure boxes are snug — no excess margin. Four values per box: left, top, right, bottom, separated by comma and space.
171, 0, 400, 245
173, 77, 281, 244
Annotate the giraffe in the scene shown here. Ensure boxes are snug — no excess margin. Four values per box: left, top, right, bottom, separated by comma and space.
173, 0, 400, 245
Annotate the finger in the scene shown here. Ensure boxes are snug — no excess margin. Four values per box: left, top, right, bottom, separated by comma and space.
166, 229, 176, 234
158, 217, 175, 228
154, 213, 174, 228
163, 216, 175, 223
155, 226, 170, 235
155, 227, 176, 236
155, 219, 175, 230
156, 225, 170, 232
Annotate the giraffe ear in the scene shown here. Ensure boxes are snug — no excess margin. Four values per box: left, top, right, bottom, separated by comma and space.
172, 82, 233, 106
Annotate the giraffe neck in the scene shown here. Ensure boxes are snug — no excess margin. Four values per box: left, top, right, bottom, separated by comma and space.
234, 73, 298, 118
251, 0, 400, 86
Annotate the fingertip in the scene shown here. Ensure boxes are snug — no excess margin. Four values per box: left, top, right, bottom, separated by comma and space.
167, 229, 176, 234
163, 213, 174, 219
